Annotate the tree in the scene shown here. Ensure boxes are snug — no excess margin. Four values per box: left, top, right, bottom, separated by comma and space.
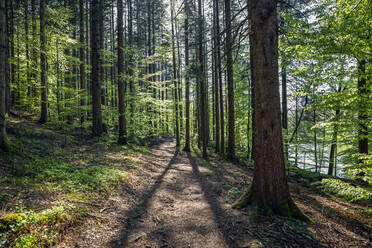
183, 0, 191, 152
117, 0, 127, 144
0, 0, 8, 149
224, 0, 234, 159
79, 0, 86, 123
234, 0, 308, 220
39, 0, 48, 124
91, 0, 104, 136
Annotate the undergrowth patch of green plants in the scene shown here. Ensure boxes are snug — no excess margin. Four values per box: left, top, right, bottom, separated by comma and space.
0, 201, 80, 247
312, 178, 372, 202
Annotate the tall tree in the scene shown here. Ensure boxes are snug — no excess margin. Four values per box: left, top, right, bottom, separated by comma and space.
79, 0, 86, 123
225, 0, 235, 159
170, 0, 180, 147
117, 0, 127, 144
91, 0, 104, 136
39, 0, 48, 124
357, 59, 368, 162
183, 0, 191, 152
198, 0, 207, 157
0, 0, 8, 149
234, 0, 308, 220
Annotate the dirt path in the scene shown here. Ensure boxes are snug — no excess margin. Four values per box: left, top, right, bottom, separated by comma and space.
62, 138, 371, 248
110, 139, 248, 248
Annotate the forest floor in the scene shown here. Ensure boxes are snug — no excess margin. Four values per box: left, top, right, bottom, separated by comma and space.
0, 115, 371, 248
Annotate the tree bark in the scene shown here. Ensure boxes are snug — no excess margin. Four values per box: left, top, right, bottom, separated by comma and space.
39, 0, 48, 124
358, 59, 368, 162
0, 0, 8, 149
224, 0, 235, 159
328, 109, 340, 176
183, 0, 191, 152
91, 0, 103, 136
117, 0, 127, 144
80, 0, 86, 123
234, 0, 308, 220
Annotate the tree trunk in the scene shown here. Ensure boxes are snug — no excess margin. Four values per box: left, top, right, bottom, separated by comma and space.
183, 0, 191, 152
39, 0, 48, 124
281, 63, 288, 159
79, 0, 86, 123
170, 0, 180, 147
328, 109, 340, 176
234, 0, 308, 220
0, 0, 8, 149
91, 0, 103, 136
198, 0, 207, 157
117, 0, 127, 144
224, 0, 235, 159
212, 0, 220, 153
358, 59, 368, 162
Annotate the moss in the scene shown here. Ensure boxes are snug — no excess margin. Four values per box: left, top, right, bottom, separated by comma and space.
233, 188, 311, 222
0, 213, 25, 231
0, 138, 18, 152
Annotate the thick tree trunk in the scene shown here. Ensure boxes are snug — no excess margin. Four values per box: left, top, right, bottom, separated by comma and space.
0, 0, 8, 149
225, 0, 235, 159
234, 0, 307, 220
117, 0, 127, 144
39, 0, 48, 124
91, 0, 103, 136
183, 0, 191, 152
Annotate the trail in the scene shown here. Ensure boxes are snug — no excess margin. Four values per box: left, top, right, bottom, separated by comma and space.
110, 139, 245, 248
62, 138, 370, 248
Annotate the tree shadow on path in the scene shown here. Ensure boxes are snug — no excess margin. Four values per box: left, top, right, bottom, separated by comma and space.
109, 147, 179, 248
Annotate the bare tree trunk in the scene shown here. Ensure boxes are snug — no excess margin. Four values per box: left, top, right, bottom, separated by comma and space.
328, 109, 339, 176
91, 0, 103, 136
358, 59, 368, 162
183, 0, 191, 152
224, 0, 235, 159
170, 0, 180, 146
117, 0, 127, 144
198, 0, 207, 157
234, 0, 307, 220
39, 0, 48, 124
0, 0, 8, 149
80, 0, 86, 123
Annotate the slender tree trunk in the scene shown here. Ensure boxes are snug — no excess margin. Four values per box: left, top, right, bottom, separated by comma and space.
198, 0, 207, 157
39, 0, 48, 124
212, 0, 220, 153
358, 59, 368, 162
170, 0, 180, 146
91, 0, 103, 136
328, 109, 340, 176
0, 0, 8, 149
25, 0, 31, 98
183, 0, 191, 152
225, 0, 234, 159
313, 109, 318, 172
4, 0, 9, 114
80, 0, 86, 123
31, 0, 37, 107
117, 0, 127, 144
281, 64, 288, 160
234, 0, 307, 220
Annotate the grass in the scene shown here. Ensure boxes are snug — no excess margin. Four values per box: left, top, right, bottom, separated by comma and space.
0, 117, 153, 247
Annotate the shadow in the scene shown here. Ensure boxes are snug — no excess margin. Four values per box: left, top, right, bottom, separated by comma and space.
307, 195, 372, 241
187, 152, 240, 247
110, 148, 179, 248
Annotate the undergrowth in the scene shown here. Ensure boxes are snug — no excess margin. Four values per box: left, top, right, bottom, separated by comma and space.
312, 178, 372, 202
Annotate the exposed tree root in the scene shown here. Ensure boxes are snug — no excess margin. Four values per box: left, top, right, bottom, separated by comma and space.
233, 187, 310, 222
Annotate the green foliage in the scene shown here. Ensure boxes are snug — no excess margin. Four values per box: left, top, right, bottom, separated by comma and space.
313, 178, 372, 202
1, 202, 77, 248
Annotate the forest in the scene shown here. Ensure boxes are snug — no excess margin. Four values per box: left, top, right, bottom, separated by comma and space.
0, 0, 371, 247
